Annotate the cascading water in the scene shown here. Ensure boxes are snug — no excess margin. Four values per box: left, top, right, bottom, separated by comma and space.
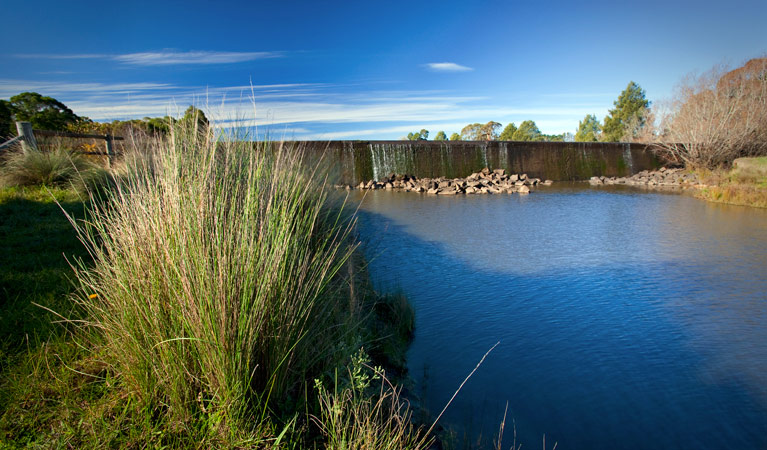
481, 144, 489, 169
343, 141, 355, 181
370, 143, 416, 180
497, 142, 508, 170
331, 140, 658, 184
370, 143, 383, 181
623, 143, 635, 174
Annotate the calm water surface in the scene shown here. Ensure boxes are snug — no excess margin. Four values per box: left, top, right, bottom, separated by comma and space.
353, 184, 767, 449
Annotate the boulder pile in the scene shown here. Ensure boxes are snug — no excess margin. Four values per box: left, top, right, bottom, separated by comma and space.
346, 168, 553, 195
588, 167, 700, 187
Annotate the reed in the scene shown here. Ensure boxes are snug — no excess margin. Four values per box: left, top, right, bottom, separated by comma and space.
68, 122, 374, 442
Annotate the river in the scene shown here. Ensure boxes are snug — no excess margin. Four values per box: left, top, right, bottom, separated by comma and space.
353, 184, 767, 449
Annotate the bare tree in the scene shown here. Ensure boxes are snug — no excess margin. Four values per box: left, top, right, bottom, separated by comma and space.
654, 58, 767, 168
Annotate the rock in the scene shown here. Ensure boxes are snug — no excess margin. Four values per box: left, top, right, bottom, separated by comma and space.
543, 180, 553, 185
350, 169, 546, 194
589, 176, 603, 185
518, 185, 530, 194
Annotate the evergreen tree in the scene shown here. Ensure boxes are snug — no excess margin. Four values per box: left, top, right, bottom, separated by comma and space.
449, 132, 461, 141
601, 81, 649, 142
575, 114, 601, 142
499, 122, 517, 140
512, 120, 543, 141
180, 106, 209, 132
434, 131, 447, 141
8, 92, 82, 132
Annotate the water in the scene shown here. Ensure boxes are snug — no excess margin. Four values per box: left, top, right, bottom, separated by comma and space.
353, 184, 767, 449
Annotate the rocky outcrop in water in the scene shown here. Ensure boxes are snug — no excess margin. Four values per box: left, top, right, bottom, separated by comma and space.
588, 167, 700, 187
342, 168, 553, 195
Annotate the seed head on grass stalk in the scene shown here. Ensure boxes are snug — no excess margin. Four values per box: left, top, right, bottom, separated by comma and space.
67, 119, 364, 441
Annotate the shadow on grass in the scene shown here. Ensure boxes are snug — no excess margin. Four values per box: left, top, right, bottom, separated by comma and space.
0, 186, 90, 355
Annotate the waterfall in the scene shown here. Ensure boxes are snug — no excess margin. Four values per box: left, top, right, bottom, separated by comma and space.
497, 142, 508, 170
343, 141, 355, 182
623, 143, 635, 174
370, 143, 382, 181
370, 143, 416, 180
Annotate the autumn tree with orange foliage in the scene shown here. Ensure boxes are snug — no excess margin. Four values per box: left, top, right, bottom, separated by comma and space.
655, 57, 767, 168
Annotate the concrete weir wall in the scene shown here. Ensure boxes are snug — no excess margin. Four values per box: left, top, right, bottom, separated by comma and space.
294, 140, 661, 185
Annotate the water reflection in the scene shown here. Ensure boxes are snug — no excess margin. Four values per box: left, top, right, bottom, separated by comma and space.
353, 185, 767, 449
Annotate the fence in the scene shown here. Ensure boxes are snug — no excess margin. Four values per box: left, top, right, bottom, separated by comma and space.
0, 121, 124, 167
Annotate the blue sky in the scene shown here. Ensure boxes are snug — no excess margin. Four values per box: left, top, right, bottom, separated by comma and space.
1, 0, 766, 139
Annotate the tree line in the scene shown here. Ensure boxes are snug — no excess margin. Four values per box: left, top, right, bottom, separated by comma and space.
0, 92, 208, 138
405, 81, 651, 143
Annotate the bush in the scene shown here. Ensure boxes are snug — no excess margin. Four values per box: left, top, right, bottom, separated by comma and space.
0, 148, 103, 189
655, 58, 767, 168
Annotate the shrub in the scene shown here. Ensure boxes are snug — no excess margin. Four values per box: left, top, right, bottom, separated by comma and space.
655, 58, 767, 168
0, 148, 102, 189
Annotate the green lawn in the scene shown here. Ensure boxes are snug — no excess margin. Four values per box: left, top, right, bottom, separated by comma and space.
0, 186, 89, 354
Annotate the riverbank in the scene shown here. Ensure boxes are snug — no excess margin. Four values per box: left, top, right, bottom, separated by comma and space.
693, 157, 767, 208
587, 161, 767, 209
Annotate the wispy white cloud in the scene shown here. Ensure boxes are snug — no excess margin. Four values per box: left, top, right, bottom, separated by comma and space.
14, 50, 282, 66
0, 79, 176, 97
114, 51, 281, 66
425, 62, 473, 72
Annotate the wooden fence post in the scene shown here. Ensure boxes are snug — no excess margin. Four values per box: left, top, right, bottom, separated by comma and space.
15, 122, 38, 153
105, 134, 114, 168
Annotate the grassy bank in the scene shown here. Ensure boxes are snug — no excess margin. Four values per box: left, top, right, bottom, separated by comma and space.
694, 157, 767, 208
0, 128, 428, 448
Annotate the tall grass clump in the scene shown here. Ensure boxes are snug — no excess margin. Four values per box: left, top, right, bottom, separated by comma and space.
69, 123, 371, 443
0, 147, 104, 189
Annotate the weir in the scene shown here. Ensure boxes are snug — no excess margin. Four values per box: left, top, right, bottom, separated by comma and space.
297, 140, 660, 185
